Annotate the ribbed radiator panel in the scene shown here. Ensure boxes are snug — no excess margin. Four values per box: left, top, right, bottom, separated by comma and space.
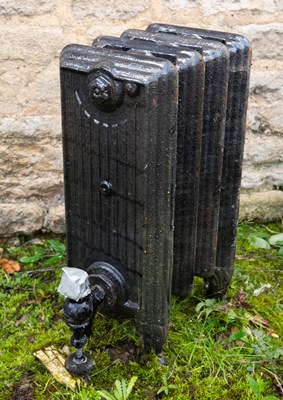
60, 45, 178, 352
122, 29, 230, 279
147, 24, 252, 295
93, 35, 205, 296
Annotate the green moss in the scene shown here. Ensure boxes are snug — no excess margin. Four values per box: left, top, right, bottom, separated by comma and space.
0, 225, 282, 399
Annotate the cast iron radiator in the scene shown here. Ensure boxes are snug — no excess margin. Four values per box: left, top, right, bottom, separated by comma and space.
59, 24, 251, 374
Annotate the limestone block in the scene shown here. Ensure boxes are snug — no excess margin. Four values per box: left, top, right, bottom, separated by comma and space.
0, 138, 62, 171
0, 117, 63, 203
244, 133, 283, 164
2, 175, 63, 199
0, 60, 38, 115
247, 105, 283, 136
44, 201, 66, 234
0, 144, 63, 200
239, 191, 283, 221
0, 203, 44, 235
24, 61, 60, 115
0, 60, 61, 117
0, 116, 61, 140
241, 165, 283, 190
0, 26, 65, 66
72, 0, 149, 20
198, 0, 282, 16
163, 0, 197, 11
0, 0, 56, 16
249, 61, 283, 103
241, 168, 266, 191
237, 24, 283, 60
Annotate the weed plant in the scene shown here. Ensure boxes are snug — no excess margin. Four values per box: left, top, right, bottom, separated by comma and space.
0, 224, 282, 399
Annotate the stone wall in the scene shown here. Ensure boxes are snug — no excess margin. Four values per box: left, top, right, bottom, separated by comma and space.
0, 0, 282, 238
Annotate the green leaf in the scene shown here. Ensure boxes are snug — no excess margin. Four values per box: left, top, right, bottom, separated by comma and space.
96, 390, 115, 400
249, 232, 270, 239
205, 308, 215, 318
43, 254, 63, 266
19, 246, 45, 263
195, 302, 205, 313
168, 384, 177, 390
126, 376, 137, 397
262, 396, 280, 400
227, 309, 238, 321
278, 247, 283, 255
121, 379, 127, 398
113, 389, 121, 400
269, 233, 283, 246
228, 330, 247, 342
114, 379, 123, 399
37, 288, 46, 298
247, 376, 262, 397
46, 239, 66, 253
157, 387, 164, 395
273, 347, 283, 359
249, 236, 271, 249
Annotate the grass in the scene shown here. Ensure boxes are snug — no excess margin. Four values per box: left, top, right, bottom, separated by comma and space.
0, 223, 282, 400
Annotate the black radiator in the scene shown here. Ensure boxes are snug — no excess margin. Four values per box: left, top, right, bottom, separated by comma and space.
59, 24, 251, 374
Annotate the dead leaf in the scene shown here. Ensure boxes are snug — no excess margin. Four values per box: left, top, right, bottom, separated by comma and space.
253, 283, 272, 297
245, 312, 270, 327
33, 346, 82, 391
0, 258, 21, 274
267, 329, 280, 339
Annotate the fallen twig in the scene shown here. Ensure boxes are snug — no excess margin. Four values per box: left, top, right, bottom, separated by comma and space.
25, 267, 59, 274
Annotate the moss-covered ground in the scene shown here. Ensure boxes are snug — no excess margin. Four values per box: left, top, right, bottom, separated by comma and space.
0, 223, 282, 400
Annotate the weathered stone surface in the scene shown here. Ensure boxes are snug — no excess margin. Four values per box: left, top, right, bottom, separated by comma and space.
164, 0, 197, 11
44, 200, 65, 234
244, 133, 283, 164
0, 116, 61, 139
0, 61, 60, 117
2, 175, 63, 200
0, 144, 63, 200
0, 26, 65, 66
0, 117, 63, 224
249, 62, 283, 103
239, 191, 283, 221
199, 0, 282, 16
247, 105, 283, 136
242, 132, 283, 191
0, 203, 44, 235
72, 0, 149, 20
241, 165, 283, 191
0, 0, 56, 16
237, 24, 283, 60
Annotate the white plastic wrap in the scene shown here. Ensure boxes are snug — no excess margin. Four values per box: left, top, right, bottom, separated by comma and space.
57, 267, 91, 301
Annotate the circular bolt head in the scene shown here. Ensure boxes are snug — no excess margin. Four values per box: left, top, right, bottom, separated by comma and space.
88, 71, 124, 111
100, 180, 112, 195
124, 82, 139, 97
91, 76, 111, 104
